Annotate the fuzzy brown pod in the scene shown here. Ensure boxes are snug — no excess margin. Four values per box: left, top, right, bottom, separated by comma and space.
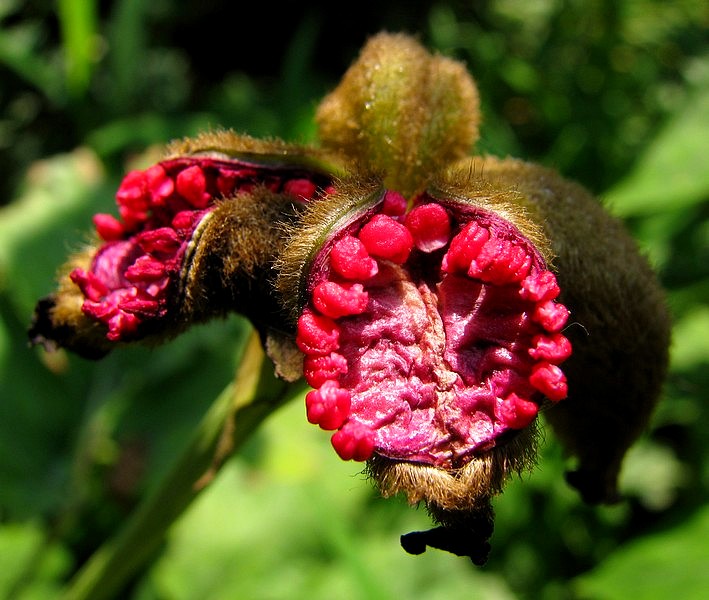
277, 159, 669, 562
276, 33, 671, 562
29, 131, 342, 368
28, 32, 671, 564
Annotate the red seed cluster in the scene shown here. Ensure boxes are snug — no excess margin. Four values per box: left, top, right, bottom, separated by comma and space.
72, 158, 327, 341
296, 197, 572, 465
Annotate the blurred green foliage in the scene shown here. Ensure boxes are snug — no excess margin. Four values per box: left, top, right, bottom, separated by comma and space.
1, 1, 708, 598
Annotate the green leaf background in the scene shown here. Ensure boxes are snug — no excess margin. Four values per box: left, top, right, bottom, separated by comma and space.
1, 1, 707, 598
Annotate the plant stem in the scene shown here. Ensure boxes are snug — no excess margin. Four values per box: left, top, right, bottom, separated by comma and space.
62, 330, 303, 600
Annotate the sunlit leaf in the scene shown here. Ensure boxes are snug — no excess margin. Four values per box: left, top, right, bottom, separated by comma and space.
574, 505, 709, 600
0, 148, 107, 316
604, 88, 709, 217
0, 521, 71, 600
670, 304, 709, 371
142, 400, 517, 600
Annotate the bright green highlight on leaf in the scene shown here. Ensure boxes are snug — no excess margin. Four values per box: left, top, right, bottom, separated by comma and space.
604, 88, 709, 218
574, 505, 709, 600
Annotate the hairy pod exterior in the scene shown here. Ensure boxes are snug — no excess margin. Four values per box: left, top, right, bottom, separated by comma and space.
29, 131, 341, 361
451, 157, 672, 504
316, 32, 480, 198
277, 172, 577, 561
28, 32, 671, 564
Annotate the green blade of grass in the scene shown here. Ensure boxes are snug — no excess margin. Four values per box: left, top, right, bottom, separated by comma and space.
56, 0, 98, 98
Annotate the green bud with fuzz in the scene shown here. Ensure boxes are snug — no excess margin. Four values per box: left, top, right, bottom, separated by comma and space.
316, 32, 480, 199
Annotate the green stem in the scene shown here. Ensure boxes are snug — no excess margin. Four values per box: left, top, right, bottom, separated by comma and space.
62, 331, 303, 600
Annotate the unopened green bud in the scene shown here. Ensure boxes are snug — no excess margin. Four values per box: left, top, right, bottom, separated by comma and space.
316, 32, 480, 199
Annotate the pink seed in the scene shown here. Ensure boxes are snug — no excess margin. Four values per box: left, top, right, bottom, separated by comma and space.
528, 333, 572, 363
82, 299, 115, 320
442, 221, 490, 273
331, 421, 375, 461
330, 236, 379, 280
509, 246, 533, 282
93, 213, 125, 241
305, 380, 351, 430
136, 227, 182, 255
479, 241, 532, 284
404, 203, 451, 253
468, 237, 506, 282
176, 165, 211, 208
468, 238, 532, 285
520, 270, 560, 302
106, 310, 140, 340
116, 170, 149, 209
498, 393, 538, 429
296, 310, 340, 355
70, 268, 108, 301
118, 296, 160, 315
533, 300, 570, 332
124, 255, 167, 282
171, 210, 200, 231
529, 362, 568, 401
381, 190, 408, 216
283, 178, 318, 200
118, 204, 148, 229
358, 214, 413, 264
145, 277, 170, 298
264, 177, 281, 192
312, 281, 369, 318
216, 170, 238, 197
145, 164, 174, 205
303, 352, 348, 388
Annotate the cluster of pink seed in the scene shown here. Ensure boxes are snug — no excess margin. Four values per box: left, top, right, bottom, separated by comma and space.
297, 194, 572, 463
71, 158, 326, 341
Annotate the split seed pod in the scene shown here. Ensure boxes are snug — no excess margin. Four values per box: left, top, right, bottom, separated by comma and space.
28, 31, 671, 565
278, 174, 573, 562
277, 33, 670, 561
29, 131, 342, 366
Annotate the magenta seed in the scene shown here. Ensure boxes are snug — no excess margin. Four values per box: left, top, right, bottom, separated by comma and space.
330, 236, 379, 280
313, 281, 369, 318
442, 221, 490, 273
296, 310, 340, 355
404, 203, 452, 253
529, 362, 568, 401
331, 421, 375, 461
498, 394, 538, 429
305, 380, 351, 430
358, 214, 414, 264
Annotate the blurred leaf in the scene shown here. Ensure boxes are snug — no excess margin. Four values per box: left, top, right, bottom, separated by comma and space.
0, 22, 65, 104
86, 113, 217, 158
573, 505, 709, 600
0, 148, 107, 316
0, 151, 108, 517
618, 440, 688, 510
604, 87, 709, 217
1, 4, 707, 599
60, 333, 299, 600
0, 521, 71, 600
667, 279, 709, 317
0, 294, 91, 518
669, 303, 709, 371
141, 399, 517, 600
104, 0, 148, 111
